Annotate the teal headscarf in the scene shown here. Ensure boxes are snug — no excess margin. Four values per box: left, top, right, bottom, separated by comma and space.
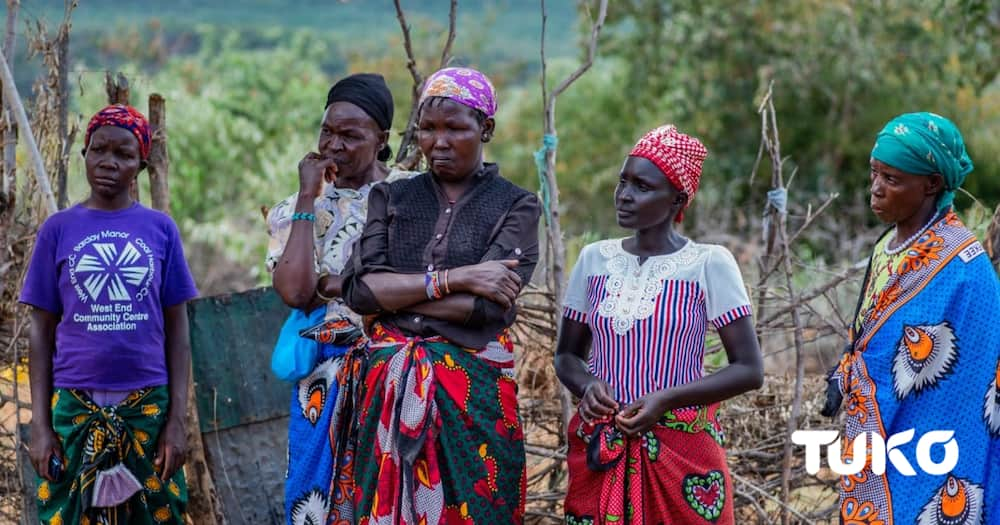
871, 112, 974, 211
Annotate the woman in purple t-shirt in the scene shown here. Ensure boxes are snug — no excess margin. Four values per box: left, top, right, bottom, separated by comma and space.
20, 105, 198, 524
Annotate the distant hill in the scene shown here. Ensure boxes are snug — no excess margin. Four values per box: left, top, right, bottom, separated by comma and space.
1, 0, 580, 95
14, 0, 576, 36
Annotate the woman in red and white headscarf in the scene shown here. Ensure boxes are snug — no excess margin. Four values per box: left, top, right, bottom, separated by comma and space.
554, 125, 763, 524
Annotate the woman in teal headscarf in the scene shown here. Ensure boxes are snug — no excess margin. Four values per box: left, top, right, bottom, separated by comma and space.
823, 112, 1000, 524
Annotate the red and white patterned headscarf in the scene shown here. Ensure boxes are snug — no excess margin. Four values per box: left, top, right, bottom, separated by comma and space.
85, 104, 152, 161
629, 125, 708, 222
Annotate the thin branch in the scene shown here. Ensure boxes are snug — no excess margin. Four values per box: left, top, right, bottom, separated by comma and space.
524, 443, 567, 460
732, 473, 815, 523
958, 186, 984, 209
539, 0, 609, 454
821, 287, 850, 333
394, 0, 422, 91
789, 192, 839, 244
549, 0, 609, 100
748, 132, 765, 187
392, 0, 427, 167
734, 487, 770, 523
539, 0, 548, 111
439, 0, 457, 68
757, 266, 859, 328
753, 82, 809, 525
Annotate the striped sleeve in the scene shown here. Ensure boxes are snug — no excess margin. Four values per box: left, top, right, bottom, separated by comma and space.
563, 307, 588, 323
562, 244, 593, 323
705, 246, 752, 328
712, 304, 753, 328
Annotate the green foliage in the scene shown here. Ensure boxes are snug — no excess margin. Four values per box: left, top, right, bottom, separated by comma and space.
515, 0, 1000, 241
35, 0, 1000, 289
75, 29, 330, 223
65, 28, 338, 284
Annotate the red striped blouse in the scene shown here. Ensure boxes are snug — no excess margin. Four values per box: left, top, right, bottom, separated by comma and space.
563, 239, 752, 403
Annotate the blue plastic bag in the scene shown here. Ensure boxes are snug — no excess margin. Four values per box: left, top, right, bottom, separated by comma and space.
270, 307, 325, 382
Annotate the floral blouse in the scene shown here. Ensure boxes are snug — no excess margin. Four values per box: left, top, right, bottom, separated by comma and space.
266, 169, 412, 323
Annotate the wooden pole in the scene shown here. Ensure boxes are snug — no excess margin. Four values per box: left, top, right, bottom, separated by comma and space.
142, 93, 224, 524
539, 0, 608, 432
147, 94, 169, 212
104, 71, 140, 203
105, 70, 130, 106
754, 83, 808, 525
0, 47, 58, 215
1, 0, 17, 215
0, 5, 23, 524
54, 17, 70, 209
391, 0, 458, 170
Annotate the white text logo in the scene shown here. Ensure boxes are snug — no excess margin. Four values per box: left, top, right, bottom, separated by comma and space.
791, 429, 958, 476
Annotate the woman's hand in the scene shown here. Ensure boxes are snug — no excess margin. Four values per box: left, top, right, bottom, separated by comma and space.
29, 423, 63, 482
578, 378, 619, 424
615, 390, 670, 437
154, 418, 188, 481
449, 260, 521, 308
298, 152, 337, 198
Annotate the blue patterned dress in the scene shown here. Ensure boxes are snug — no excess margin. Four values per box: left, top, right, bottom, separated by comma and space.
834, 211, 1000, 524
266, 171, 410, 525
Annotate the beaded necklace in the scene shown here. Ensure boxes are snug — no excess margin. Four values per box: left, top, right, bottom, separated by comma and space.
884, 210, 941, 256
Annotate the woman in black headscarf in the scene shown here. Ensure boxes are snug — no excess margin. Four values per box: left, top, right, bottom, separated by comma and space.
264, 73, 404, 525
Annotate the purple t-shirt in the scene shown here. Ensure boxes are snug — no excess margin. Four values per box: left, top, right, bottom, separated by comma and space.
19, 203, 199, 390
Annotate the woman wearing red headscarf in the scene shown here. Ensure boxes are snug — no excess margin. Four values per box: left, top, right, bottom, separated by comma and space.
554, 125, 763, 524
21, 105, 196, 524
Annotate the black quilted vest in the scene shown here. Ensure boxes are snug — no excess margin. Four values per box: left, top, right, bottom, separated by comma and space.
385, 168, 529, 271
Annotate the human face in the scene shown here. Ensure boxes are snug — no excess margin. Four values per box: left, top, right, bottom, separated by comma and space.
416, 97, 492, 182
319, 101, 387, 184
615, 156, 687, 230
869, 158, 942, 225
84, 126, 143, 201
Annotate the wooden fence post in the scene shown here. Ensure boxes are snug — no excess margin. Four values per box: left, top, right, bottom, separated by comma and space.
143, 92, 225, 525
104, 72, 140, 203
147, 94, 169, 212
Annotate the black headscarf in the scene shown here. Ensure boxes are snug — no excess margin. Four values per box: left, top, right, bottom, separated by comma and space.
326, 73, 394, 162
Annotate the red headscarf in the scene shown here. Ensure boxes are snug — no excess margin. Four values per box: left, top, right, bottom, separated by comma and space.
629, 125, 708, 222
84, 104, 152, 161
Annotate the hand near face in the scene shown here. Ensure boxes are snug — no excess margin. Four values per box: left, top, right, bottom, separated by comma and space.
299, 151, 337, 197
298, 152, 337, 198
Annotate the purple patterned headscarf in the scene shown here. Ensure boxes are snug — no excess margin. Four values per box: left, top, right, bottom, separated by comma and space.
419, 67, 497, 117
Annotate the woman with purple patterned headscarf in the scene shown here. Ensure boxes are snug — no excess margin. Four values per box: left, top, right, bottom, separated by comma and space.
342, 67, 540, 524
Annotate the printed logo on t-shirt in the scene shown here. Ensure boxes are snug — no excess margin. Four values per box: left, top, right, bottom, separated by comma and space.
67, 230, 155, 332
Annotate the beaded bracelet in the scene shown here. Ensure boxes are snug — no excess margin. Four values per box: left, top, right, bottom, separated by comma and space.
425, 271, 444, 301
292, 212, 316, 222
